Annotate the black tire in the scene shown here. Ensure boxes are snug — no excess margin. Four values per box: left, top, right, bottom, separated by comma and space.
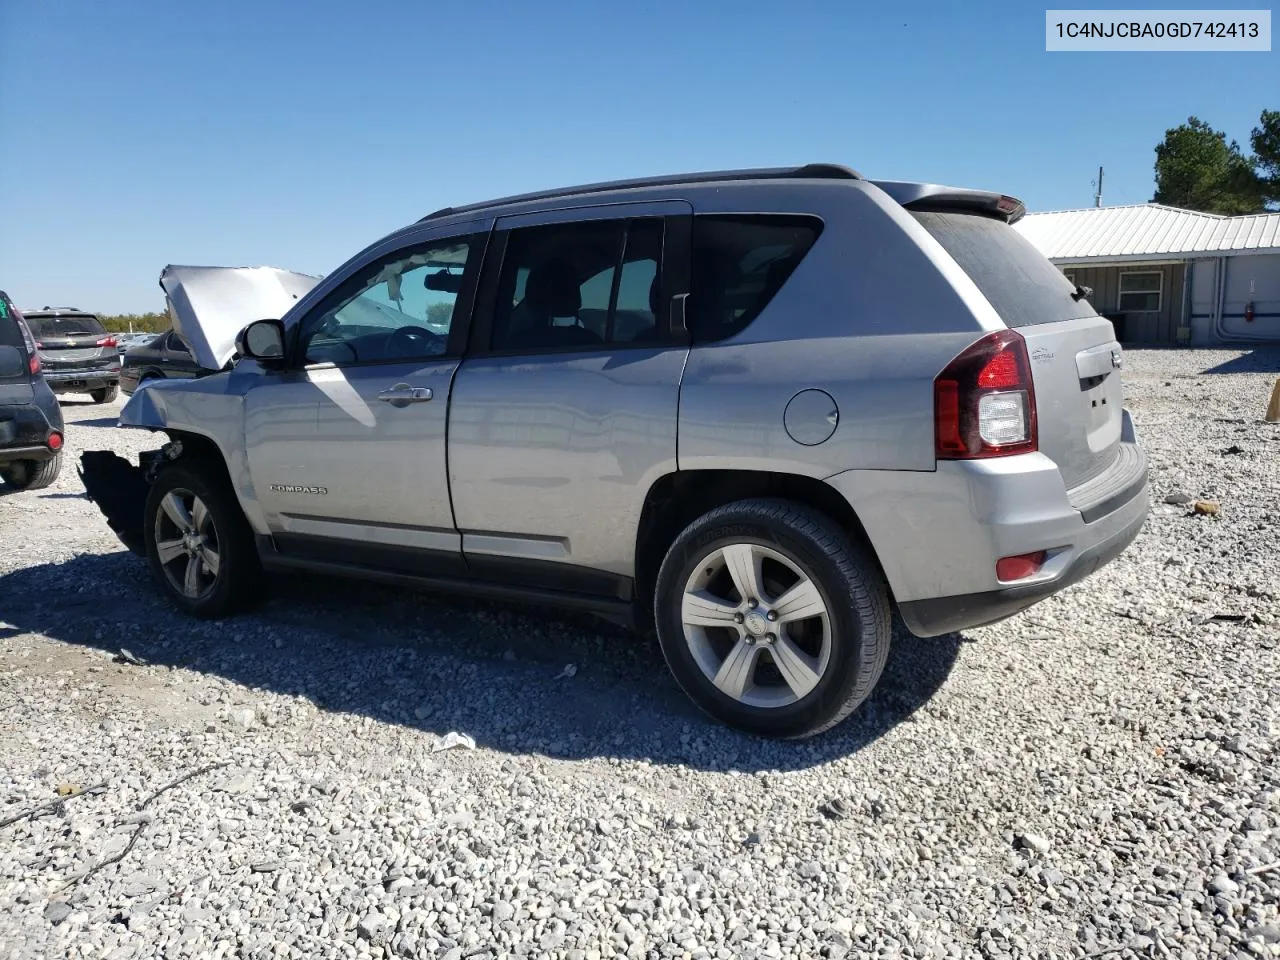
143, 458, 261, 619
0, 452, 63, 491
654, 497, 891, 739
90, 385, 119, 404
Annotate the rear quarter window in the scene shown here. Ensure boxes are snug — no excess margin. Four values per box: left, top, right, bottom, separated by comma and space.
0, 293, 24, 348
690, 215, 822, 343
911, 211, 1097, 328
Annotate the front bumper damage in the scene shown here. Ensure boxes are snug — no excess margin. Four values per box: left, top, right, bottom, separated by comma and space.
78, 441, 182, 555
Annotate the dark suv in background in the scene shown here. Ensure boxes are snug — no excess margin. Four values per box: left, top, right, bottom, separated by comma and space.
21, 307, 120, 403
0, 291, 65, 490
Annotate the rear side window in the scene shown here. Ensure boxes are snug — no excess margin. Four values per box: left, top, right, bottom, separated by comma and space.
911, 212, 1097, 328
689, 215, 822, 343
491, 217, 665, 352
24, 314, 107, 337
0, 293, 24, 348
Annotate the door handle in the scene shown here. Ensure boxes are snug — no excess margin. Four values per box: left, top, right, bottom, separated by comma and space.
377, 383, 433, 407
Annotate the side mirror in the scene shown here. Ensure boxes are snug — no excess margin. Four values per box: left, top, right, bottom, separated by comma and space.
235, 319, 287, 366
0, 344, 24, 378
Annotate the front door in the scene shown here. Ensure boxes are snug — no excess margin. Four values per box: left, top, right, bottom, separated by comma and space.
448, 202, 692, 594
245, 225, 488, 572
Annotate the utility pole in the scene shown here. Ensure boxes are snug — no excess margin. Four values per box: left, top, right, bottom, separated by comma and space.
1093, 166, 1104, 207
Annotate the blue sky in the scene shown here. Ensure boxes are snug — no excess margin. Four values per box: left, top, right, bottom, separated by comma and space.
1, 1, 1274, 313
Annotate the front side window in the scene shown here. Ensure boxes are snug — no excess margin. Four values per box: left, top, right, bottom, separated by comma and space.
300, 236, 477, 365
688, 215, 822, 343
491, 218, 664, 352
1118, 272, 1161, 312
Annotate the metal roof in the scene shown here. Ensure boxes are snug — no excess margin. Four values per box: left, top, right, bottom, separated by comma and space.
1013, 203, 1280, 263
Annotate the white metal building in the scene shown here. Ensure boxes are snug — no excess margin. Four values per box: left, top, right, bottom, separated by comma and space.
1014, 203, 1280, 344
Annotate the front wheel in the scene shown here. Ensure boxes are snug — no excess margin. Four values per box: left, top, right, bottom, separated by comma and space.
143, 460, 261, 618
654, 498, 891, 738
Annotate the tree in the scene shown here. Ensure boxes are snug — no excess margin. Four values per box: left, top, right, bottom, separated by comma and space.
98, 311, 170, 334
1250, 109, 1280, 208
1152, 117, 1266, 215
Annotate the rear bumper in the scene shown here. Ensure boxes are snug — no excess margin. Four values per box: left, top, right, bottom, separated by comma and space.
826, 408, 1149, 638
896, 493, 1146, 636
0, 401, 61, 463
0, 444, 57, 463
43, 365, 119, 392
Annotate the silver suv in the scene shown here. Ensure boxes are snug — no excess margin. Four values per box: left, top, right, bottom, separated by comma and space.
82, 164, 1148, 738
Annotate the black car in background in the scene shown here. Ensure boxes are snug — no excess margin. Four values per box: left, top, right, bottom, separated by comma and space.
21, 308, 121, 403
0, 291, 65, 491
119, 329, 209, 395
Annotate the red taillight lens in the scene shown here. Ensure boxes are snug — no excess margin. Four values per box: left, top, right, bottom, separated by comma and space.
977, 350, 1020, 389
96, 336, 118, 348
28, 353, 41, 374
47, 431, 63, 451
934, 330, 1038, 459
996, 551, 1046, 582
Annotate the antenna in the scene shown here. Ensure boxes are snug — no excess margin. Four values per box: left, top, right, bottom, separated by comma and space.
1092, 166, 1104, 207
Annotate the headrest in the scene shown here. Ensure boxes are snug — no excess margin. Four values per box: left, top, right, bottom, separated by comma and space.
524, 259, 581, 317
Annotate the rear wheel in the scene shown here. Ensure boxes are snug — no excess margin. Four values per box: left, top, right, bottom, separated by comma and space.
144, 460, 261, 618
90, 385, 119, 404
0, 452, 63, 491
654, 498, 891, 738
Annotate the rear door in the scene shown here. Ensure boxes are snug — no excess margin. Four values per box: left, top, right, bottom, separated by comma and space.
912, 211, 1124, 490
448, 201, 692, 590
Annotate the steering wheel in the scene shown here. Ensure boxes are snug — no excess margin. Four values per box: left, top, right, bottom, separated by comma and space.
385, 325, 445, 358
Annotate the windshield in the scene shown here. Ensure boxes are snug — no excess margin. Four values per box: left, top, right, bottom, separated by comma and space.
25, 314, 107, 337
911, 211, 1097, 328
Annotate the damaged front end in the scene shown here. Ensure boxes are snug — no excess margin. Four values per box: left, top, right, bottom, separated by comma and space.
78, 440, 187, 556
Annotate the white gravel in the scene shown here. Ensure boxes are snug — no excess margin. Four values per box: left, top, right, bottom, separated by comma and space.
2, 348, 1279, 960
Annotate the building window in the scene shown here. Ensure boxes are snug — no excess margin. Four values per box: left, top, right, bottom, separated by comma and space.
1118, 271, 1162, 312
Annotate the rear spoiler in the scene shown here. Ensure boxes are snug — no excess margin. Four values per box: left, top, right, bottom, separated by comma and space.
871, 180, 1026, 225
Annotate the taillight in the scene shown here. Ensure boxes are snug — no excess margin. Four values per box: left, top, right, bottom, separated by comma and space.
95, 336, 118, 348
934, 330, 1037, 459
47, 431, 63, 451
28, 353, 41, 375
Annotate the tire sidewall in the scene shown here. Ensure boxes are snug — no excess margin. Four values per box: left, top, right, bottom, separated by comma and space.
655, 510, 871, 738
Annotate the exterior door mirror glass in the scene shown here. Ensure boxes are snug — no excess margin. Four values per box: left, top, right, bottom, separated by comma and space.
237, 319, 286, 362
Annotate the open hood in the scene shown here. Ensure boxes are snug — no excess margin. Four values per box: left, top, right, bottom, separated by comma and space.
160, 265, 321, 370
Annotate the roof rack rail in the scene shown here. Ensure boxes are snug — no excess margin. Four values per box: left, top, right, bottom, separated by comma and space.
419, 163, 862, 222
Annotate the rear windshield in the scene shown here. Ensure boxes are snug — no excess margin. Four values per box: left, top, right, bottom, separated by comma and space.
24, 314, 107, 337
912, 211, 1097, 328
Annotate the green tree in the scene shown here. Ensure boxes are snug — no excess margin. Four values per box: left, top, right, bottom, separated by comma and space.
1250, 109, 1280, 209
1152, 117, 1265, 215
98, 311, 171, 334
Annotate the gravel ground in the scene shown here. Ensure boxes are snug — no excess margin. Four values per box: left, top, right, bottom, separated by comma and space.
1, 348, 1279, 960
